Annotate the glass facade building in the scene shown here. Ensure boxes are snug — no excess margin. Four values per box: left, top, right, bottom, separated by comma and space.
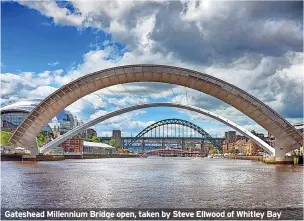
0, 100, 83, 136
1, 110, 53, 133
55, 110, 75, 134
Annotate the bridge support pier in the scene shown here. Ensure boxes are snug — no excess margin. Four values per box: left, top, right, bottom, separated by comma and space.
142, 140, 145, 153
23, 139, 39, 158
182, 139, 185, 151
200, 140, 204, 156
265, 139, 297, 164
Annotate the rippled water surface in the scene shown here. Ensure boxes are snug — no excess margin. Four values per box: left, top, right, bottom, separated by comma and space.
1, 157, 303, 208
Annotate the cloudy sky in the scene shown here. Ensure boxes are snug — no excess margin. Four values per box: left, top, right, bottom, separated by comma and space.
1, 0, 303, 138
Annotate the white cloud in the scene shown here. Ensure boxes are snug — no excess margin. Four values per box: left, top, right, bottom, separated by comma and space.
38, 71, 51, 78
1, 69, 64, 104
28, 85, 58, 98
18, 1, 84, 26
3, 0, 303, 137
48, 61, 59, 67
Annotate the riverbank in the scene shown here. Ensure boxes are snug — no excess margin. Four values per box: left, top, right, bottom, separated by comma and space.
1, 154, 23, 161
66, 154, 140, 159
225, 155, 303, 165
1, 154, 140, 161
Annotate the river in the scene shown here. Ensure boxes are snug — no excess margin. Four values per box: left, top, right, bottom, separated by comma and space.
1, 157, 303, 209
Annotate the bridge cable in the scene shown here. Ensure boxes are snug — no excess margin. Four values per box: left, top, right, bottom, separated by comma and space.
184, 86, 189, 106
68, 90, 131, 132
198, 90, 203, 108
91, 92, 119, 109
105, 86, 134, 107
119, 84, 145, 104
169, 83, 179, 104
67, 86, 116, 111
179, 86, 187, 106
79, 97, 111, 111
91, 78, 133, 109
153, 82, 167, 102
136, 82, 155, 103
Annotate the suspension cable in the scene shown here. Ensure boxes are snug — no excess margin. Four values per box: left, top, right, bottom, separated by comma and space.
92, 92, 115, 108
136, 82, 155, 103
198, 90, 203, 108
169, 83, 178, 104
184, 86, 189, 106
179, 86, 188, 106
120, 83, 145, 104
153, 82, 166, 102
80, 97, 106, 110
105, 86, 134, 107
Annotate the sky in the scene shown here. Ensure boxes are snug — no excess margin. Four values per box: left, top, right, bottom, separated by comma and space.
1, 0, 303, 138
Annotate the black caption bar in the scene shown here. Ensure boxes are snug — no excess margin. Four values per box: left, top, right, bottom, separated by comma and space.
1, 208, 303, 220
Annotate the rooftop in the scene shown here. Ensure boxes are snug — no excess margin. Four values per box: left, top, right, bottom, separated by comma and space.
83, 141, 115, 149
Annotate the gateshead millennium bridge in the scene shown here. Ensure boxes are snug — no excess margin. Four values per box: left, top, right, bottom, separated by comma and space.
9, 65, 303, 162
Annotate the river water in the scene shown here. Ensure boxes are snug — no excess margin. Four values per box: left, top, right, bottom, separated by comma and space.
1, 157, 303, 209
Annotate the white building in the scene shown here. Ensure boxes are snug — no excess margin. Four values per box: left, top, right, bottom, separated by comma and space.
83, 141, 116, 154
294, 122, 304, 134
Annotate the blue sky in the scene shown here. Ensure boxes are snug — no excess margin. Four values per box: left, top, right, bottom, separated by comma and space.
1, 1, 303, 137
2, 3, 107, 74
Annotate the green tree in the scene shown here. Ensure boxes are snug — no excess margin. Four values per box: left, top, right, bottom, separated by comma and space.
229, 148, 239, 154
116, 147, 122, 152
209, 149, 219, 154
0, 131, 13, 146
37, 133, 46, 147
109, 139, 117, 147
85, 136, 103, 143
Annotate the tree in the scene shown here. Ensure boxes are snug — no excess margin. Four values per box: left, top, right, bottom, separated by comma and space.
37, 133, 46, 147
85, 136, 103, 143
229, 148, 239, 154
0, 131, 13, 146
116, 147, 123, 152
36, 132, 55, 147
109, 139, 117, 147
209, 149, 219, 154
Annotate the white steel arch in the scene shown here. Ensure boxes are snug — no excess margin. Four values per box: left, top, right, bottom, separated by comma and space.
9, 64, 302, 160
40, 103, 275, 155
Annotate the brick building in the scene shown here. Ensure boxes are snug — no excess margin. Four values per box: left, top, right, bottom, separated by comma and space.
59, 136, 83, 153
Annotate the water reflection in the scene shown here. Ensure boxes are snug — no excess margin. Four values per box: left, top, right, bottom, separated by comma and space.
1, 158, 303, 209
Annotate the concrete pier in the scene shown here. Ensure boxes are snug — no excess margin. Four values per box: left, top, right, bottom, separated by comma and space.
225, 155, 294, 164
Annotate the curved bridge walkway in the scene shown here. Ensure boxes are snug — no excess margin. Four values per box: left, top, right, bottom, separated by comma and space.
40, 103, 275, 156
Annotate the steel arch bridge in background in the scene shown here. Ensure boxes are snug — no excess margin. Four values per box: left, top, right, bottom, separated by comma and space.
125, 118, 223, 150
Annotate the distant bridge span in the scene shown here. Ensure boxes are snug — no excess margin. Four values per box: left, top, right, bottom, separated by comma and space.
126, 118, 223, 149
9, 64, 302, 160
40, 103, 275, 155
